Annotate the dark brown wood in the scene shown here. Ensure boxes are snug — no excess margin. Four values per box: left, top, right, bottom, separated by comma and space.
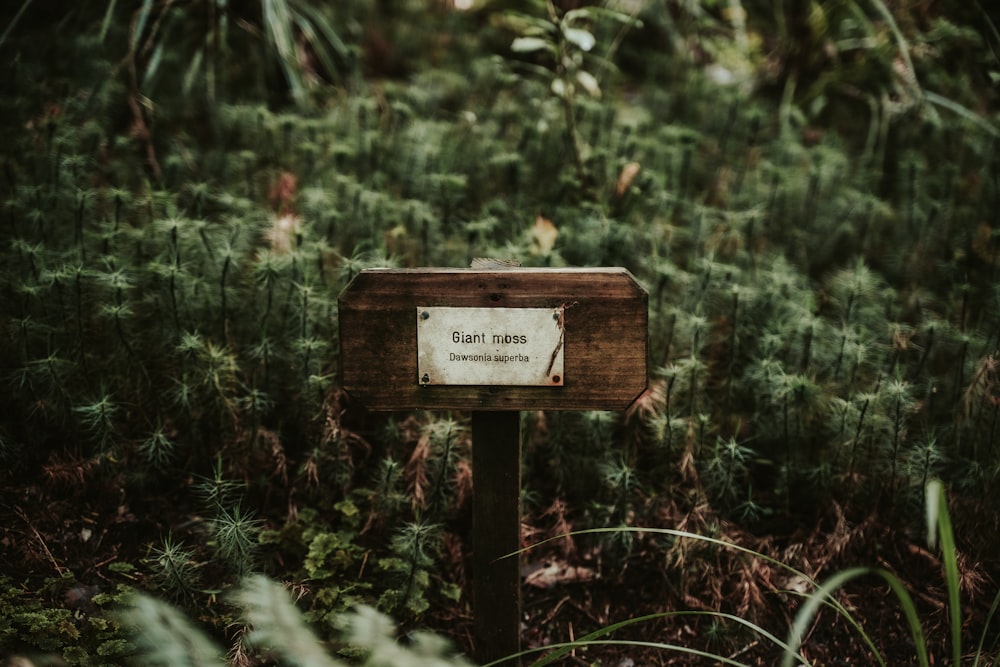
472, 411, 522, 666
338, 268, 648, 411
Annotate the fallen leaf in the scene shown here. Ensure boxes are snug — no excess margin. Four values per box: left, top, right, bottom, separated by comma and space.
522, 559, 596, 588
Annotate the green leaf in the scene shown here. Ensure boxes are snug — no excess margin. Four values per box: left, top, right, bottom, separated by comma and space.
550, 77, 568, 98
405, 591, 430, 615
492, 11, 557, 36
511, 36, 552, 54
576, 70, 601, 98
562, 26, 595, 52
564, 6, 635, 26
441, 582, 462, 602
563, 7, 599, 23
335, 498, 359, 518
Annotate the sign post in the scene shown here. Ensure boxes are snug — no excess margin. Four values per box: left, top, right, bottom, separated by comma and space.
470, 410, 522, 663
338, 267, 647, 664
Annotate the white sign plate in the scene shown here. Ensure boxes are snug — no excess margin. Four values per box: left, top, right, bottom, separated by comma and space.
417, 307, 565, 386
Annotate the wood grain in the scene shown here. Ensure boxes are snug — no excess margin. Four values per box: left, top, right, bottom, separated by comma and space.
338, 268, 648, 411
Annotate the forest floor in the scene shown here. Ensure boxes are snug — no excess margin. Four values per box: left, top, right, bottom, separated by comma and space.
3, 436, 997, 665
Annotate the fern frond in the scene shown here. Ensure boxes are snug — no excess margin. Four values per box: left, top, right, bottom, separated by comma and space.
235, 574, 343, 667
123, 594, 226, 667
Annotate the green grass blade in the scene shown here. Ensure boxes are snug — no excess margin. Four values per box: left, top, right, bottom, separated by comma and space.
781, 567, 927, 667
975, 0, 1000, 65
291, 16, 337, 85
927, 480, 962, 666
781, 587, 887, 666
99, 0, 118, 43
262, 0, 306, 107
131, 0, 155, 53
878, 569, 931, 667
924, 91, 1000, 138
511, 527, 884, 664
142, 39, 165, 89
182, 46, 205, 98
486, 639, 755, 667
527, 610, 810, 667
973, 588, 1000, 666
288, 0, 349, 61
867, 0, 918, 91
0, 0, 36, 48
510, 526, 811, 579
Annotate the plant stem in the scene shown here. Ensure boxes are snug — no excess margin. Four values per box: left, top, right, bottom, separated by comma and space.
891, 391, 902, 493
169, 269, 180, 331
800, 324, 813, 373
220, 254, 230, 342
912, 325, 934, 381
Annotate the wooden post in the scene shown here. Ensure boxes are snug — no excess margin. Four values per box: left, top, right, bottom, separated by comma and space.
471, 411, 522, 665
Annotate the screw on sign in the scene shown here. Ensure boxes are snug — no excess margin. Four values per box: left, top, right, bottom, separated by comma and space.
338, 266, 647, 665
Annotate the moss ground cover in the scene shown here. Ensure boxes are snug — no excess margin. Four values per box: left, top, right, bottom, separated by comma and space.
1, 1, 998, 664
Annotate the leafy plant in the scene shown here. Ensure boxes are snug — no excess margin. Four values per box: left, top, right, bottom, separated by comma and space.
499, 0, 639, 191
125, 0, 352, 111
148, 534, 202, 601
377, 520, 444, 618
0, 573, 133, 665
211, 502, 263, 577
124, 575, 473, 667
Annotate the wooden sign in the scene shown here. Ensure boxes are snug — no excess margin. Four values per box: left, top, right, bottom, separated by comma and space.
338, 268, 648, 411
338, 266, 648, 666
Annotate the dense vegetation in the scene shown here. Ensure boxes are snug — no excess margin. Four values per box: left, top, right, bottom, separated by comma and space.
1, 0, 999, 664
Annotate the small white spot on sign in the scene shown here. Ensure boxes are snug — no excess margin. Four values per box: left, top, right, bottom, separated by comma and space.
417, 306, 565, 386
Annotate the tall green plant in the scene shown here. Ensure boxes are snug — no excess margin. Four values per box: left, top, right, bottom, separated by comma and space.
499, 0, 639, 190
